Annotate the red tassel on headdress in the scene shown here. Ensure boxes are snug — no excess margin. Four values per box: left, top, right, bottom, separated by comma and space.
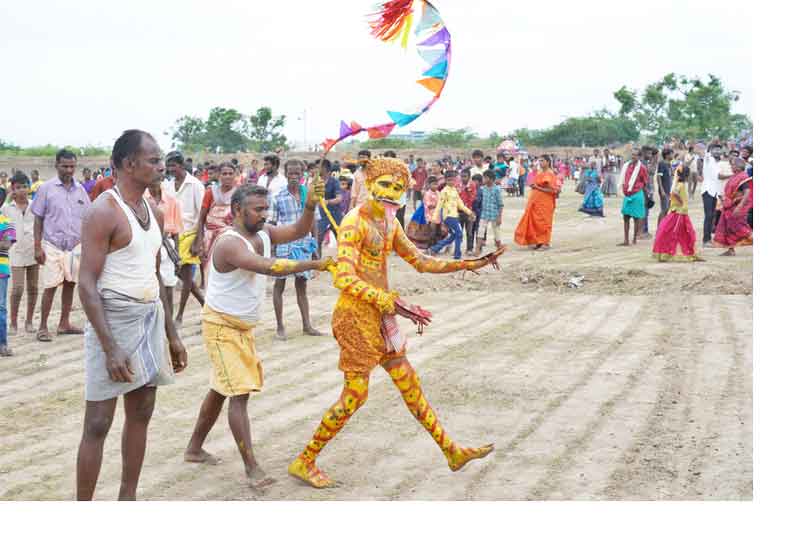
369, 0, 414, 42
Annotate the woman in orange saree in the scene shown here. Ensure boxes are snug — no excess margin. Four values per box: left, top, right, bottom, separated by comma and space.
514, 155, 558, 250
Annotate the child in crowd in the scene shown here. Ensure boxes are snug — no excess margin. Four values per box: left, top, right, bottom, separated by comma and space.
476, 170, 503, 255
0, 199, 17, 356
1, 173, 39, 335
652, 165, 703, 262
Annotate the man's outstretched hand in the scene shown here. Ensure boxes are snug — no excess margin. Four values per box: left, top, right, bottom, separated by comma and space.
467, 245, 507, 271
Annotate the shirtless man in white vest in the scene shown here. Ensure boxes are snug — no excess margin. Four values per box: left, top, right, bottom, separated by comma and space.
183, 182, 335, 490
77, 130, 188, 500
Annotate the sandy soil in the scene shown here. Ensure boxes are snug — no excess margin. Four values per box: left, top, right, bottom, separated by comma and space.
0, 186, 752, 500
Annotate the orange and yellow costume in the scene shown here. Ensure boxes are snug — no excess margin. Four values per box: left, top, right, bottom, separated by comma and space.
288, 157, 500, 488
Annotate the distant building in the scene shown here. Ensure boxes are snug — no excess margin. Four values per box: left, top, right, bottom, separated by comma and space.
390, 131, 428, 142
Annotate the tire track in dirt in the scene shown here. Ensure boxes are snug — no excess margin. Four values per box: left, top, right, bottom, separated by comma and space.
681, 296, 752, 499
380, 295, 621, 500
526, 294, 691, 500
461, 297, 652, 499
602, 295, 751, 500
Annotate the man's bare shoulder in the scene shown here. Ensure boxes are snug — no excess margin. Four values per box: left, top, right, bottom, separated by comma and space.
83, 193, 124, 235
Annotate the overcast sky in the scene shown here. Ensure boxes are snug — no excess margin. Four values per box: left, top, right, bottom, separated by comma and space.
0, 0, 752, 150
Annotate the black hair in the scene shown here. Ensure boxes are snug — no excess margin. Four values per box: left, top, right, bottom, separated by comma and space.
165, 150, 185, 166
231, 184, 268, 215
231, 158, 239, 166
218, 161, 236, 172
427, 175, 439, 184
283, 159, 303, 173
358, 149, 372, 158
444, 169, 456, 178
472, 149, 484, 159
483, 170, 496, 180
471, 173, 483, 182
263, 153, 280, 169
742, 144, 753, 155
10, 171, 30, 187
320, 159, 332, 172
111, 129, 153, 169
662, 148, 674, 159
55, 148, 77, 163
383, 150, 397, 158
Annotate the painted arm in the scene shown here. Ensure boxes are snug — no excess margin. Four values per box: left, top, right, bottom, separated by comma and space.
214, 235, 333, 277
333, 217, 398, 314
393, 222, 484, 274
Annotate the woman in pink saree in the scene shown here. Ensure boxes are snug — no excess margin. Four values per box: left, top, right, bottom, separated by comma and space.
714, 158, 753, 256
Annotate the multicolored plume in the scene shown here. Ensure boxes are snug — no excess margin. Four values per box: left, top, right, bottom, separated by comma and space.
322, 0, 452, 154
369, 0, 415, 44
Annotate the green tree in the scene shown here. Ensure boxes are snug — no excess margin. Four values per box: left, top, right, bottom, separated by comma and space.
204, 107, 248, 153
167, 116, 207, 152
361, 137, 412, 150
526, 113, 639, 147
247, 107, 287, 152
613, 73, 750, 143
425, 128, 477, 147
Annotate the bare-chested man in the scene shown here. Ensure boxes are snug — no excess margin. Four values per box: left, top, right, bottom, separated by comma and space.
77, 130, 188, 500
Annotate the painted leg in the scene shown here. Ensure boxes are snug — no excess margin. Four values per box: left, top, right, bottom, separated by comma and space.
384, 358, 493, 472
288, 372, 369, 488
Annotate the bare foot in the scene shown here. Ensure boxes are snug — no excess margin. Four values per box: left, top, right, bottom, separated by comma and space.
288, 456, 336, 489
447, 443, 495, 472
303, 327, 324, 336
184, 449, 222, 465
24, 322, 36, 334
617, 242, 630, 247
275, 329, 288, 341
246, 466, 276, 491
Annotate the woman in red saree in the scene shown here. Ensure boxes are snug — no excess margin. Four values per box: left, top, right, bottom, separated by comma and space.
514, 155, 558, 250
714, 158, 753, 256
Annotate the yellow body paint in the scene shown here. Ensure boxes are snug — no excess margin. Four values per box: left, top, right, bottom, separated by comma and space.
288, 158, 495, 489
271, 259, 298, 274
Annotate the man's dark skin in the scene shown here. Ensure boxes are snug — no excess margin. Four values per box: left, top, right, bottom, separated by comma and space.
184, 183, 333, 489
76, 135, 188, 500
34, 154, 82, 340
273, 163, 323, 340
167, 157, 205, 324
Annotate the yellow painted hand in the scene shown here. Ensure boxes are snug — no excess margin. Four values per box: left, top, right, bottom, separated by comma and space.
308, 172, 325, 207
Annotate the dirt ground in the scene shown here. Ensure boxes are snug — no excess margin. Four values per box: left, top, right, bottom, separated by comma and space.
0, 185, 752, 501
